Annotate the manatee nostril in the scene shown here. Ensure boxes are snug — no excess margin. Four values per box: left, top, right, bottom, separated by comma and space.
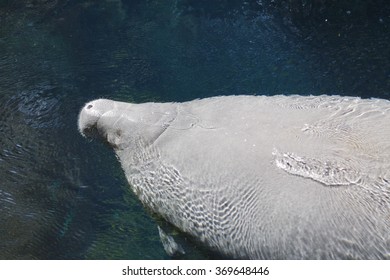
87, 104, 93, 109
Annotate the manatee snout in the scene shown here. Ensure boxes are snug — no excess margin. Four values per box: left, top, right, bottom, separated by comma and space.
78, 99, 115, 138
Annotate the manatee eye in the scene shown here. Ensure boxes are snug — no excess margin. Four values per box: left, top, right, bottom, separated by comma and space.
87, 104, 93, 109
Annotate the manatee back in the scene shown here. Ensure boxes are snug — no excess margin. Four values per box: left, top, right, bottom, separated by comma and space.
115, 95, 390, 259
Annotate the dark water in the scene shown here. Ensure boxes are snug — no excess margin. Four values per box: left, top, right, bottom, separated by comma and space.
0, 0, 389, 259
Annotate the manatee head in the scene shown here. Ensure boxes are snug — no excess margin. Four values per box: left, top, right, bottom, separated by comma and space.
78, 99, 177, 150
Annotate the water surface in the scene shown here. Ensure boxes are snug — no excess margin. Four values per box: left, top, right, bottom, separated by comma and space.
0, 0, 389, 259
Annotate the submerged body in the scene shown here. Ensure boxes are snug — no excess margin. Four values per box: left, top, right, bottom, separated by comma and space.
78, 95, 390, 259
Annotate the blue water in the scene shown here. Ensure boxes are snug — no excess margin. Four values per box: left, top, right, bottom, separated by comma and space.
0, 0, 389, 259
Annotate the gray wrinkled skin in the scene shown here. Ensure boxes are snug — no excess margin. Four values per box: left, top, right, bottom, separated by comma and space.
78, 95, 390, 259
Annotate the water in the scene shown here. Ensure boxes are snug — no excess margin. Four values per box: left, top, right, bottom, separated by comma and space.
0, 0, 389, 259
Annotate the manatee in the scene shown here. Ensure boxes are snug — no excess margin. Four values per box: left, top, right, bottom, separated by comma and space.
78, 95, 390, 259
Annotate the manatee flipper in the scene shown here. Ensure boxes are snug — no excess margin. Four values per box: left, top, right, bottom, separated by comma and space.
157, 225, 185, 257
